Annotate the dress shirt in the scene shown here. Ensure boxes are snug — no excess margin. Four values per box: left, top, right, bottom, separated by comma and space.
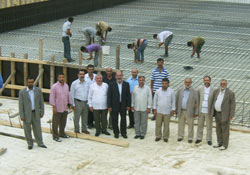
132, 85, 152, 111
215, 89, 225, 112
70, 79, 89, 106
85, 73, 96, 87
26, 87, 35, 110
117, 81, 122, 102
126, 76, 138, 93
49, 82, 72, 112
88, 82, 108, 110
201, 86, 210, 113
62, 21, 71, 37
153, 87, 175, 115
182, 87, 190, 109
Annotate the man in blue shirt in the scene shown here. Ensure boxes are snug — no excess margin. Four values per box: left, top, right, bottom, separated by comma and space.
126, 69, 138, 128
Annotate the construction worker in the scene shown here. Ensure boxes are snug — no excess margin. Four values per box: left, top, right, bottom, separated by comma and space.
153, 30, 173, 58
96, 21, 112, 44
80, 44, 102, 67
82, 27, 97, 46
127, 39, 148, 63
187, 37, 205, 60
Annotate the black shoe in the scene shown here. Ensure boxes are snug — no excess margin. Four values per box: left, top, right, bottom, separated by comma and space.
95, 132, 100, 137
102, 131, 111, 135
140, 136, 145, 140
195, 140, 201, 144
134, 135, 140, 139
108, 126, 113, 130
114, 134, 119, 139
53, 137, 62, 142
122, 134, 128, 139
67, 59, 75, 63
188, 140, 193, 143
88, 124, 94, 129
28, 145, 33, 150
151, 116, 156, 121
39, 145, 47, 149
60, 135, 70, 138
155, 138, 161, 142
127, 125, 134, 129
207, 141, 212, 146
177, 138, 183, 142
164, 138, 168, 142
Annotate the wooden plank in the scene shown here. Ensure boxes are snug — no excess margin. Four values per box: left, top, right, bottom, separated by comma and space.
98, 50, 103, 68
0, 47, 2, 74
39, 38, 43, 60
5, 84, 50, 93
38, 64, 43, 88
0, 131, 30, 141
23, 54, 28, 86
78, 51, 82, 65
0, 148, 7, 156
63, 59, 68, 83
50, 55, 55, 87
10, 53, 16, 97
116, 45, 120, 70
0, 119, 129, 148
0, 71, 16, 95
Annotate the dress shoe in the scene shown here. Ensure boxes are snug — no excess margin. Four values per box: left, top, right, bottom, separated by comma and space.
82, 130, 90, 134
60, 135, 70, 138
114, 134, 119, 139
155, 138, 161, 142
88, 124, 95, 129
177, 138, 183, 142
28, 145, 33, 150
134, 135, 140, 139
108, 126, 113, 130
188, 140, 193, 143
140, 136, 145, 140
102, 131, 111, 135
207, 141, 212, 146
195, 140, 201, 144
164, 138, 168, 142
53, 137, 62, 142
39, 145, 47, 149
122, 134, 128, 139
219, 146, 227, 151
127, 125, 134, 129
213, 143, 222, 148
95, 132, 100, 137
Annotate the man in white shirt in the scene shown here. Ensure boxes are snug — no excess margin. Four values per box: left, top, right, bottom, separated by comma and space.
88, 74, 110, 136
82, 27, 97, 46
153, 30, 174, 57
212, 79, 235, 150
62, 17, 74, 62
154, 78, 175, 142
70, 70, 89, 134
85, 64, 96, 129
195, 76, 214, 145
131, 76, 152, 139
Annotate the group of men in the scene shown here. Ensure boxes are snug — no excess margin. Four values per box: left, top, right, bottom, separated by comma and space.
18, 57, 235, 151
62, 17, 112, 67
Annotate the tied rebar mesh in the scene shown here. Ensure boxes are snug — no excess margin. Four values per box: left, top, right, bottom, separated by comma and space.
1, 0, 250, 127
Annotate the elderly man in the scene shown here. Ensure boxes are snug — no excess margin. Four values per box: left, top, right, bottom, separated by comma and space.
212, 79, 235, 150
108, 71, 131, 139
126, 68, 139, 129
131, 76, 152, 139
70, 70, 89, 134
19, 77, 47, 150
153, 30, 173, 57
49, 73, 72, 142
187, 37, 205, 60
176, 78, 198, 143
62, 17, 74, 62
195, 76, 214, 145
88, 74, 110, 136
154, 78, 175, 142
150, 58, 170, 120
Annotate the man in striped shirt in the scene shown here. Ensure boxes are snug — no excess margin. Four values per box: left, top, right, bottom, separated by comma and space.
150, 58, 170, 120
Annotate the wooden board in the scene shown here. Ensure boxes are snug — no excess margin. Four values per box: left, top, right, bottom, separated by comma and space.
0, 119, 129, 148
0, 148, 7, 156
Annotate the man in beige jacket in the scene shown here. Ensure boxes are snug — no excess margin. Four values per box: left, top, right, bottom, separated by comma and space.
176, 78, 198, 143
212, 79, 235, 150
195, 76, 214, 146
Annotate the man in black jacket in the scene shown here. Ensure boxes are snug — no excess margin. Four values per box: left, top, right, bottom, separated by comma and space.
107, 71, 131, 139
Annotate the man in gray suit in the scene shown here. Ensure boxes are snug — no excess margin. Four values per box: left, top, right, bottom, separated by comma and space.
19, 77, 47, 150
212, 79, 235, 150
176, 78, 198, 143
195, 76, 214, 145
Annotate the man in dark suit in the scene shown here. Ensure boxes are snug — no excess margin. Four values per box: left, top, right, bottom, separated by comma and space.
19, 77, 47, 150
107, 71, 131, 139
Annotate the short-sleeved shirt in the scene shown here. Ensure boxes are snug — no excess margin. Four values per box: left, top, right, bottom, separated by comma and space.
97, 21, 109, 31
62, 21, 71, 37
83, 27, 96, 37
191, 37, 205, 48
157, 31, 173, 43
86, 44, 102, 53
126, 76, 139, 93
150, 67, 170, 93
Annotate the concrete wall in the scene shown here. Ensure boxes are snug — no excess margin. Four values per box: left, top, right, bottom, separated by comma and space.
0, 0, 135, 33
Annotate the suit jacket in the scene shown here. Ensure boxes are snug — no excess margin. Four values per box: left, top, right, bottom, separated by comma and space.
197, 86, 214, 116
211, 88, 235, 122
176, 87, 198, 118
107, 81, 131, 112
19, 87, 44, 123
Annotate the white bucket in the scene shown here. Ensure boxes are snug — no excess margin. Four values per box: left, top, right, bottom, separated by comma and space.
102, 46, 110, 55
